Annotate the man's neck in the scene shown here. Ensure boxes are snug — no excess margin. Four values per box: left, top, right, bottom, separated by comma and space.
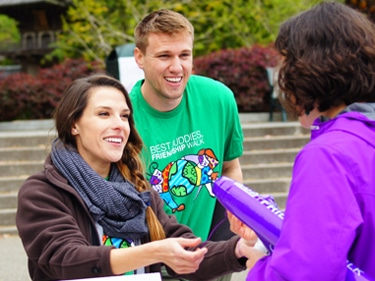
141, 83, 183, 112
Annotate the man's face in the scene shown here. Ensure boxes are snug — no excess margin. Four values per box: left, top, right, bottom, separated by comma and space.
134, 32, 193, 111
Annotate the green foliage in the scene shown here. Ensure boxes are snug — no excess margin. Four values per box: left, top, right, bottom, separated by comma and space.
48, 0, 342, 63
0, 14, 20, 58
0, 14, 20, 43
0, 59, 104, 121
181, 0, 339, 56
193, 45, 280, 112
48, 0, 137, 63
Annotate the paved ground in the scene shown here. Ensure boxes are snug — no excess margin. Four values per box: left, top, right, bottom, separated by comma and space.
1, 234, 248, 281
0, 235, 29, 281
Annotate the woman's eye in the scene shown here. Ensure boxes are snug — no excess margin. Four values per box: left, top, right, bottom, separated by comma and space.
121, 114, 130, 119
99, 112, 109, 116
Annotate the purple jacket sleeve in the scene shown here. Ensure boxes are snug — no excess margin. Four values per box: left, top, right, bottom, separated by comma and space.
247, 143, 362, 280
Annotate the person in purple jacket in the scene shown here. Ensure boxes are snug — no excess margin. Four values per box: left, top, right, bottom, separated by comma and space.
229, 2, 375, 280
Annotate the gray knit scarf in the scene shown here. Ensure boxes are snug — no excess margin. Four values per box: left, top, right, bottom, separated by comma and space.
51, 138, 150, 240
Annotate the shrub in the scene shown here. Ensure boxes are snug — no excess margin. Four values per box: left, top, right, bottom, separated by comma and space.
193, 45, 281, 112
0, 46, 281, 121
0, 59, 104, 121
0, 72, 34, 121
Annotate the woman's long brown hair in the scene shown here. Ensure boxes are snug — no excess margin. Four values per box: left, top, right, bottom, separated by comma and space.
55, 74, 166, 241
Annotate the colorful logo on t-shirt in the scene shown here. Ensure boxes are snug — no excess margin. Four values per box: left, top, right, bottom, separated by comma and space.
103, 235, 132, 249
148, 148, 219, 213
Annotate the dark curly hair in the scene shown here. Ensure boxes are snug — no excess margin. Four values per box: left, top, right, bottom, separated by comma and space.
275, 2, 375, 116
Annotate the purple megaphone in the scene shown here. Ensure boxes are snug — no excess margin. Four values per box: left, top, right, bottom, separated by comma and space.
213, 176, 374, 281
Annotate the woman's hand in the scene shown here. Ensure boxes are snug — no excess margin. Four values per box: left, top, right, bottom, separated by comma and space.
156, 237, 208, 274
110, 237, 207, 275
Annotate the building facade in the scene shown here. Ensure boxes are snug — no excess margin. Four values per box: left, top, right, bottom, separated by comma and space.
0, 0, 69, 74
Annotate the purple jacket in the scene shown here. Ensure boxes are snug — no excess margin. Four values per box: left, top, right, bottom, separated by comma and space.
248, 109, 375, 280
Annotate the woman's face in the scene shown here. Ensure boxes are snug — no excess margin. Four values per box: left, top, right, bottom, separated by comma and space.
72, 86, 130, 177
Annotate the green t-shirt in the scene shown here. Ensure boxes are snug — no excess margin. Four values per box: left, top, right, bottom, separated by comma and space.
130, 75, 243, 240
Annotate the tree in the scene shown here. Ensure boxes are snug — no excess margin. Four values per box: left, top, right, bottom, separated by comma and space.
48, 0, 344, 64
47, 0, 127, 64
176, 0, 334, 56
0, 14, 20, 64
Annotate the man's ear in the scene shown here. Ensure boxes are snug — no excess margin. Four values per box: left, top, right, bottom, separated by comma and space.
134, 47, 144, 69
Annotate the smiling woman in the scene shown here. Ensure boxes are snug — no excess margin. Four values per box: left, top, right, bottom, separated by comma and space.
15, 74, 254, 281
71, 86, 131, 177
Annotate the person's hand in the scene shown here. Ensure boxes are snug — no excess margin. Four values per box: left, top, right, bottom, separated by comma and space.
228, 211, 267, 269
227, 211, 257, 241
110, 237, 207, 275
156, 237, 207, 274
235, 237, 268, 270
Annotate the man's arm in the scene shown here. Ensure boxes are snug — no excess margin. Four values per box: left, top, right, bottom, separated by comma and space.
222, 158, 243, 183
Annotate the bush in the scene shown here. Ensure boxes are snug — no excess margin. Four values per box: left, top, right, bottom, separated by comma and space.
193, 45, 281, 112
0, 46, 281, 121
0, 59, 104, 121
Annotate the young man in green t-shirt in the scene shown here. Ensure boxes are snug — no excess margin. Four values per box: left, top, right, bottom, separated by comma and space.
130, 9, 244, 281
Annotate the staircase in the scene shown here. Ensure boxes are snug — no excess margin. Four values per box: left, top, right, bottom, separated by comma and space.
0, 120, 56, 235
0, 114, 310, 235
240, 119, 310, 208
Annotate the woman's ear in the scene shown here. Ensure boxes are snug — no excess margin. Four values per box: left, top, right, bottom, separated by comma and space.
299, 106, 321, 129
71, 126, 79, 136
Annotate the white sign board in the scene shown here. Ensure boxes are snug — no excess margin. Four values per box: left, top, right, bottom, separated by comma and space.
118, 57, 144, 92
60, 272, 161, 281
